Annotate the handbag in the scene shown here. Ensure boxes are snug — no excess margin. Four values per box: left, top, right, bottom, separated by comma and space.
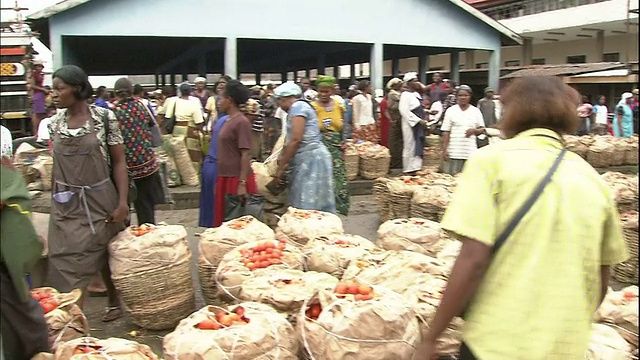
224, 194, 265, 222
164, 100, 177, 134
102, 111, 138, 204
460, 147, 567, 318
139, 100, 163, 147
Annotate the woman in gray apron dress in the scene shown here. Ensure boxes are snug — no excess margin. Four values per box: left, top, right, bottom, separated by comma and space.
47, 65, 130, 322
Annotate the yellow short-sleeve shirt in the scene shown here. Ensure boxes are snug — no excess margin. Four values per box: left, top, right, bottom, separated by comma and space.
311, 100, 345, 132
441, 128, 628, 360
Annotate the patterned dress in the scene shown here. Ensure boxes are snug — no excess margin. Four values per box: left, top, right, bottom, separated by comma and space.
387, 90, 403, 169
285, 101, 336, 214
311, 100, 350, 215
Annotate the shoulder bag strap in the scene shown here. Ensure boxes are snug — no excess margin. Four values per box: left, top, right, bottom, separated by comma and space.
101, 109, 112, 167
492, 148, 567, 254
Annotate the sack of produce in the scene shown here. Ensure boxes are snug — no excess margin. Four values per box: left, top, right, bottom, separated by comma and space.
169, 136, 199, 186
163, 302, 299, 360
601, 173, 638, 214
216, 239, 305, 301
563, 135, 589, 159
252, 161, 288, 204
587, 139, 615, 168
436, 239, 462, 276
29, 154, 54, 191
275, 207, 344, 247
198, 216, 274, 304
608, 137, 628, 166
595, 286, 638, 347
386, 178, 420, 220
411, 186, 452, 223
54, 337, 159, 359
304, 234, 376, 278
341, 250, 446, 294
30, 288, 89, 351
109, 224, 195, 330
156, 149, 182, 188
624, 137, 639, 165
359, 144, 391, 180
377, 218, 447, 258
344, 145, 360, 181
235, 268, 338, 314
586, 323, 632, 360
298, 283, 421, 360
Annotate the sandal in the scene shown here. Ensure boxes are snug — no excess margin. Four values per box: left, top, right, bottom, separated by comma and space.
102, 306, 122, 322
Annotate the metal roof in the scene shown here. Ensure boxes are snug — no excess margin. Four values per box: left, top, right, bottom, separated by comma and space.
501, 62, 628, 79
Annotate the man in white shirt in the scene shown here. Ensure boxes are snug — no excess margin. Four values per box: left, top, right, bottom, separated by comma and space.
399, 72, 428, 175
593, 95, 609, 135
1, 125, 13, 159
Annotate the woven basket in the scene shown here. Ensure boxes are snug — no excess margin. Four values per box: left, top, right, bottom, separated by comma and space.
611, 150, 626, 166
345, 153, 360, 181
373, 181, 390, 221
425, 135, 441, 148
359, 156, 390, 180
587, 150, 613, 168
625, 147, 639, 165
424, 149, 443, 168
613, 219, 639, 285
388, 192, 412, 219
410, 203, 444, 223
197, 256, 217, 305
112, 258, 195, 330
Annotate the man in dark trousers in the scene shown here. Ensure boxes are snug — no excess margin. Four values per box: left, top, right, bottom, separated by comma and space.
0, 157, 49, 359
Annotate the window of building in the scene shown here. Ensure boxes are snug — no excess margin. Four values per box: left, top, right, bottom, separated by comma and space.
532, 58, 546, 65
567, 55, 586, 64
505, 60, 521, 67
476, 62, 488, 69
603, 53, 620, 62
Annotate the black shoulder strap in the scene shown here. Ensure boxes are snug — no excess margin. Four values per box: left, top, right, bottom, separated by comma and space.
493, 148, 567, 254
101, 108, 111, 166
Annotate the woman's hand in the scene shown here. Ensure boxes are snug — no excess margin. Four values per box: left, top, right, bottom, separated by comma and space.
443, 150, 449, 160
237, 182, 247, 201
411, 338, 438, 360
107, 203, 129, 224
275, 168, 285, 184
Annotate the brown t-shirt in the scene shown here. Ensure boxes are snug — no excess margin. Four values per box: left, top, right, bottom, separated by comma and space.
217, 114, 253, 177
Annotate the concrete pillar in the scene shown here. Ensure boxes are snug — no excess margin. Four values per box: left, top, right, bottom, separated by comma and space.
418, 54, 429, 84
197, 55, 207, 77
450, 51, 460, 85
371, 42, 384, 93
488, 50, 500, 92
333, 65, 340, 78
281, 71, 288, 83
224, 36, 238, 79
391, 58, 400, 77
170, 73, 176, 87
181, 63, 188, 83
317, 55, 326, 76
305, 69, 311, 79
50, 33, 63, 69
161, 74, 166, 87
350, 64, 356, 83
465, 50, 475, 70
154, 73, 160, 89
255, 72, 261, 85
522, 37, 533, 66
596, 30, 605, 62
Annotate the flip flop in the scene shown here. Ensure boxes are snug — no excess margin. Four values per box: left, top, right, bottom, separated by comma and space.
102, 306, 122, 322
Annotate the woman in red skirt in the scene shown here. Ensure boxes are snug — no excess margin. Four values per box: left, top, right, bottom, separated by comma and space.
213, 80, 258, 227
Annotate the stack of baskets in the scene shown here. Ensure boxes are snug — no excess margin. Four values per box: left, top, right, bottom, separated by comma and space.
410, 200, 445, 223
373, 178, 391, 221
614, 212, 639, 285
423, 147, 443, 168
359, 144, 391, 180
387, 185, 413, 220
345, 151, 360, 181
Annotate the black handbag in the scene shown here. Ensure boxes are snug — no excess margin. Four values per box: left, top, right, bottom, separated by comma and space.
164, 100, 177, 134
103, 111, 138, 204
460, 148, 567, 318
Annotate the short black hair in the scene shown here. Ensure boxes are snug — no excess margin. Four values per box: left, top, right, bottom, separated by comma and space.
133, 84, 145, 96
162, 85, 175, 97
53, 65, 93, 100
96, 86, 107, 97
223, 80, 250, 107
357, 80, 371, 91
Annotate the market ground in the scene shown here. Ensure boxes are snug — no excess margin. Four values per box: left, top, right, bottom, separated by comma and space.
33, 195, 380, 355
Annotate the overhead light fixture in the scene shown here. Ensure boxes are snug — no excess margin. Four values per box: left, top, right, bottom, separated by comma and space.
547, 31, 566, 35
576, 34, 593, 38
542, 38, 560, 42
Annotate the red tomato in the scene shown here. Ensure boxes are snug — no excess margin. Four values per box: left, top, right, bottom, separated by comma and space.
246, 262, 256, 271
310, 304, 321, 318
334, 283, 348, 294
347, 284, 359, 295
259, 261, 270, 268
272, 249, 283, 258
265, 248, 274, 254
354, 294, 364, 301
361, 294, 373, 301
265, 241, 276, 249
268, 258, 282, 265
358, 285, 373, 295
234, 306, 245, 317
277, 242, 286, 250
197, 319, 220, 330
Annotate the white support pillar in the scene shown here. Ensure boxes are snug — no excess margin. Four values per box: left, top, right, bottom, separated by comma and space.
488, 50, 500, 92
224, 36, 238, 79
596, 30, 605, 62
522, 37, 533, 66
371, 42, 384, 94
51, 33, 63, 70
449, 51, 460, 85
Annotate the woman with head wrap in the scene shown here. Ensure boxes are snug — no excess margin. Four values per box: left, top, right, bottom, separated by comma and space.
440, 85, 486, 175
273, 82, 336, 213
351, 80, 379, 143
164, 82, 205, 172
311, 76, 350, 215
614, 92, 634, 138
47, 65, 129, 321
193, 77, 211, 109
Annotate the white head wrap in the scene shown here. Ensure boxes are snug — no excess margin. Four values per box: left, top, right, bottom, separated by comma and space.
274, 82, 303, 98
194, 77, 206, 84
304, 90, 318, 101
403, 72, 418, 82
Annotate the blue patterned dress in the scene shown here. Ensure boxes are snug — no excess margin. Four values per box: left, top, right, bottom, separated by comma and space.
286, 101, 336, 213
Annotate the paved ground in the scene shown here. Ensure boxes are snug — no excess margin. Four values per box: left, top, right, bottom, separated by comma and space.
34, 195, 381, 355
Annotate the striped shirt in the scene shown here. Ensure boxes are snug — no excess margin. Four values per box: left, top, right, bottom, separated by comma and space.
441, 104, 485, 160
251, 116, 264, 132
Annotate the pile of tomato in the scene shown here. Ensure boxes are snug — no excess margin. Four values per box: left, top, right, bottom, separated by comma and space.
196, 306, 249, 330
227, 217, 253, 230
129, 224, 155, 237
31, 290, 59, 314
238, 239, 287, 271
334, 281, 375, 301
305, 303, 322, 321
72, 345, 102, 355
327, 238, 355, 248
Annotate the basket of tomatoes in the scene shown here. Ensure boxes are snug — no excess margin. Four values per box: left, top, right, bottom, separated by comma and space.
163, 302, 299, 360
275, 207, 344, 248
54, 336, 159, 359
303, 234, 376, 278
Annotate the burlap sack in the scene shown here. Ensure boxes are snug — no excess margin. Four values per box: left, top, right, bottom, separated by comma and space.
31, 288, 89, 351
236, 269, 338, 314
601, 172, 638, 212
198, 216, 275, 304
304, 234, 376, 278
586, 324, 632, 360
29, 154, 54, 191
341, 250, 446, 294
564, 135, 589, 159
216, 240, 306, 301
54, 337, 159, 359
624, 137, 639, 165
275, 207, 344, 247
109, 225, 190, 277
436, 240, 462, 276
156, 150, 182, 188
298, 287, 421, 360
252, 161, 288, 204
610, 138, 629, 166
594, 286, 638, 347
376, 218, 447, 257
588, 139, 615, 168
169, 136, 199, 186
163, 303, 299, 360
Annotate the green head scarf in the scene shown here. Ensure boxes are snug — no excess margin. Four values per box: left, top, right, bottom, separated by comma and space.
316, 75, 336, 88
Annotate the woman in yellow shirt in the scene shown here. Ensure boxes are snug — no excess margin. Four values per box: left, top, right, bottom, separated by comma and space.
311, 76, 349, 215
